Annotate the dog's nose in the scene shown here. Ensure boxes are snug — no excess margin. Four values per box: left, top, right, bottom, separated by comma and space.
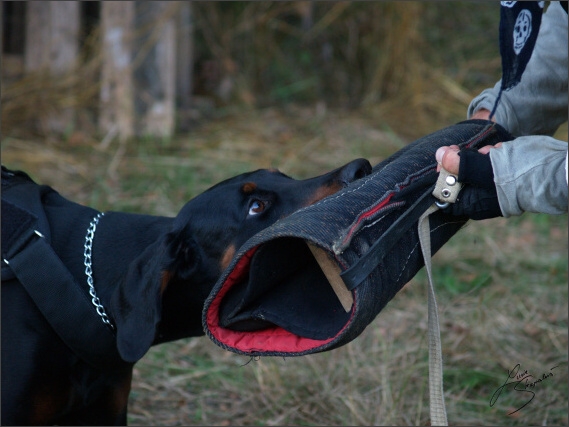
338, 158, 372, 184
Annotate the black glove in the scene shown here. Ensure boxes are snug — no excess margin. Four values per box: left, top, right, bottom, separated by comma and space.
441, 148, 503, 220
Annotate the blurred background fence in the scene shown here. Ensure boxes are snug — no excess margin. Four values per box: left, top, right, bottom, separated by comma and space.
2, 1, 503, 141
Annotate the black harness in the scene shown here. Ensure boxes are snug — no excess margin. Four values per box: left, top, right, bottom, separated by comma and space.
1, 167, 126, 370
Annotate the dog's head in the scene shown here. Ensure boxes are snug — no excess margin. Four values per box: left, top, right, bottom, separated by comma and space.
113, 159, 371, 362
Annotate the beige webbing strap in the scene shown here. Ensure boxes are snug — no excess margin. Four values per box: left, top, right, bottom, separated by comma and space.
418, 203, 448, 426
433, 167, 463, 205
307, 169, 454, 425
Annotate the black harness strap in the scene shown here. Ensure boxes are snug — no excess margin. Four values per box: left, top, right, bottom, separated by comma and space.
340, 188, 435, 290
2, 198, 126, 371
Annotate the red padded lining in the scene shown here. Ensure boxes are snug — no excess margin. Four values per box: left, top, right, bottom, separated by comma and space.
206, 245, 355, 354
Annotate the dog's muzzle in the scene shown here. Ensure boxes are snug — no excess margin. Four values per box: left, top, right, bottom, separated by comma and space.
203, 120, 513, 357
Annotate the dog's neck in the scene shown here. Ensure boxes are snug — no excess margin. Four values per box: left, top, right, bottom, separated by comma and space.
90, 211, 173, 308
93, 211, 212, 345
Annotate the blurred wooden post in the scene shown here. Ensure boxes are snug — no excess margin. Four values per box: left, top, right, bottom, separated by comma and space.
25, 1, 80, 133
99, 1, 135, 141
176, 1, 194, 132
133, 1, 177, 138
100, 1, 179, 139
25, 2, 79, 73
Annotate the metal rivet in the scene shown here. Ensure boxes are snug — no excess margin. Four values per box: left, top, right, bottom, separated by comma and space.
441, 188, 452, 198
435, 200, 450, 209
445, 175, 457, 186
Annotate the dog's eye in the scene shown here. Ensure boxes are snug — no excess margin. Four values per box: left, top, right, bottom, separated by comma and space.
248, 200, 266, 216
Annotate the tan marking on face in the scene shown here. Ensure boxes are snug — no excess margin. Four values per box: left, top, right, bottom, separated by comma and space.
242, 182, 257, 194
220, 244, 236, 271
160, 270, 173, 295
303, 183, 344, 207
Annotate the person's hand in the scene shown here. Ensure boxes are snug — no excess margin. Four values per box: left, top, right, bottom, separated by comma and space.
436, 108, 498, 173
470, 108, 494, 121
434, 142, 503, 220
435, 144, 460, 174
435, 143, 502, 174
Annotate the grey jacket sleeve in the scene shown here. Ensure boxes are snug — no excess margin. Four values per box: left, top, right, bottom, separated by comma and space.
467, 2, 568, 217
490, 137, 568, 217
468, 2, 568, 136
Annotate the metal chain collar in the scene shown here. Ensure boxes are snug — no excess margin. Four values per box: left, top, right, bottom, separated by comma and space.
84, 212, 115, 330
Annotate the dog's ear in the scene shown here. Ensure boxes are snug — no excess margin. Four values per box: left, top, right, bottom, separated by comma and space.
111, 224, 201, 362
162, 223, 203, 283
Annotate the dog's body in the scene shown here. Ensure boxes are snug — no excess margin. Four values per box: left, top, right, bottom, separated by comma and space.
1, 159, 371, 425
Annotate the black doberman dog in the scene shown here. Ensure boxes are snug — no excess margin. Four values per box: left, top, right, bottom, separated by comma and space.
1, 158, 371, 426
